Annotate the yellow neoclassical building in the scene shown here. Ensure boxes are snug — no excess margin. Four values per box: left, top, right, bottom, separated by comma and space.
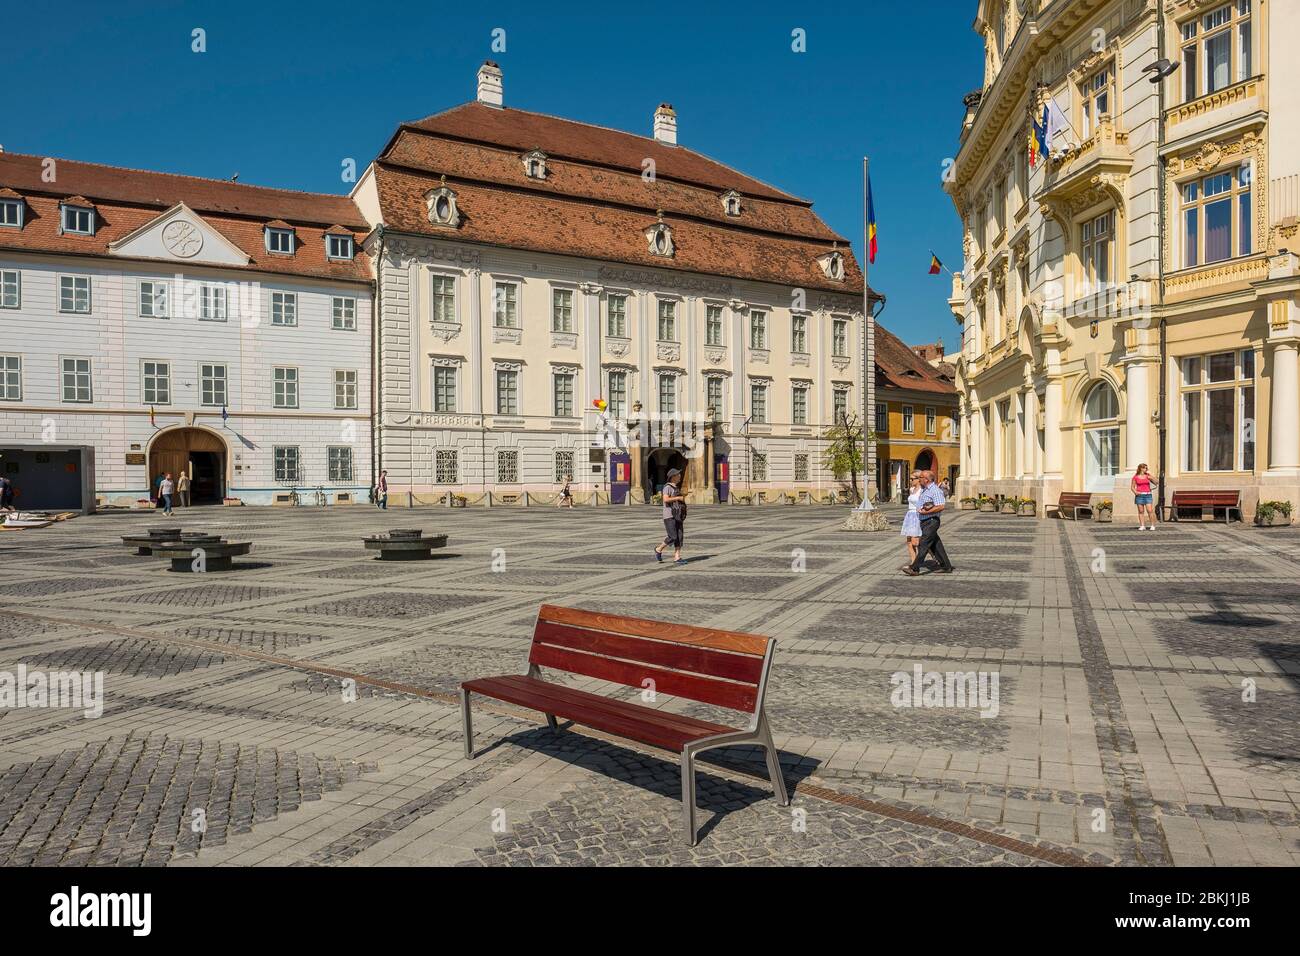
948, 0, 1300, 519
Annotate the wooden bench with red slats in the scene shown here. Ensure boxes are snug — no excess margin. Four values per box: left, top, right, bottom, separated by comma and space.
1047, 491, 1094, 520
460, 604, 787, 845
1170, 490, 1242, 522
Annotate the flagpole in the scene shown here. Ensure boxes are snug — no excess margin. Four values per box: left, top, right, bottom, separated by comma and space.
857, 156, 875, 512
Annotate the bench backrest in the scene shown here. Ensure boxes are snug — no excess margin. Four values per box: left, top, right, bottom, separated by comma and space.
1058, 492, 1093, 506
1171, 490, 1240, 506
529, 604, 772, 714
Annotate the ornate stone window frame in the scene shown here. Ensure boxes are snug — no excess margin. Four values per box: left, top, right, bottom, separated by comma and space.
721, 189, 742, 217
1163, 129, 1266, 273
425, 177, 462, 229
645, 212, 675, 258
523, 149, 548, 180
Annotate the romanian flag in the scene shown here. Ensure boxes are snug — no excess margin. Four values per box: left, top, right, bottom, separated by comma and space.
1027, 124, 1039, 168
929, 253, 943, 275
866, 174, 877, 265
1033, 106, 1050, 165
149, 405, 155, 427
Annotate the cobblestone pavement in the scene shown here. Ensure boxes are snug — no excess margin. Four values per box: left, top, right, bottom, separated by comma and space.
1, 502, 1298, 866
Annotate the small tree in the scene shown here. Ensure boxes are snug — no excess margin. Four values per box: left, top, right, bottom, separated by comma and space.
822, 412, 875, 504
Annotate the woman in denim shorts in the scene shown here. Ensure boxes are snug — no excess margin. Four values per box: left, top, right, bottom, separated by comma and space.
1131, 463, 1157, 531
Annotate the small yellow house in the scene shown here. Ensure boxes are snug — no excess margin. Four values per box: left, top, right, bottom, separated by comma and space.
872, 324, 961, 502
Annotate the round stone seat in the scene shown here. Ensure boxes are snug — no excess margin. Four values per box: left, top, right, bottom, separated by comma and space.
121, 527, 186, 555
363, 530, 448, 560
151, 539, 252, 572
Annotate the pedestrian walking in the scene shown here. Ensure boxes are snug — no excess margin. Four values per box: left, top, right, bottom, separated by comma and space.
902, 470, 953, 576
557, 474, 575, 509
177, 470, 191, 508
900, 471, 923, 568
0, 474, 14, 512
158, 472, 175, 516
654, 467, 687, 566
375, 470, 389, 510
1131, 463, 1158, 531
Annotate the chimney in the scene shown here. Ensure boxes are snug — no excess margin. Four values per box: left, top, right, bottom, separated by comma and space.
653, 103, 677, 145
477, 60, 503, 108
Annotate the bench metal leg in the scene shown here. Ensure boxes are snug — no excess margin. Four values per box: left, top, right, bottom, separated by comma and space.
545, 713, 558, 731
680, 749, 697, 846
461, 688, 474, 759
759, 717, 789, 806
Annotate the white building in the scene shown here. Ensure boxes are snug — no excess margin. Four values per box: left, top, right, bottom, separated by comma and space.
352, 61, 876, 504
0, 153, 373, 509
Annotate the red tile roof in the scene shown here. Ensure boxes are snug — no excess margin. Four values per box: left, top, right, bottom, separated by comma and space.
376, 103, 866, 295
875, 323, 957, 396
0, 153, 366, 227
374, 165, 863, 294
402, 102, 802, 202
0, 152, 370, 284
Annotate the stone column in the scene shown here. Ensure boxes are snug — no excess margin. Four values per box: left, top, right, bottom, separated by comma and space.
1268, 340, 1300, 472
1123, 356, 1152, 470
1043, 379, 1063, 478
1023, 389, 1039, 477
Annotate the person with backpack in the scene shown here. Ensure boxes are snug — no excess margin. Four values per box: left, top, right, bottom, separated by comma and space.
654, 467, 688, 566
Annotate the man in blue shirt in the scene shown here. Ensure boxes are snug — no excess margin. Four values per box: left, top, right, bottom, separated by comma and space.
902, 470, 954, 576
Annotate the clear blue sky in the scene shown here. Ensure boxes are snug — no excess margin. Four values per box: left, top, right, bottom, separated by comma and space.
5, 0, 984, 349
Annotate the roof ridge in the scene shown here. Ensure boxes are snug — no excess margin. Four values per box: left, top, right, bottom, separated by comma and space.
403, 102, 814, 206
374, 157, 846, 245
0, 151, 357, 204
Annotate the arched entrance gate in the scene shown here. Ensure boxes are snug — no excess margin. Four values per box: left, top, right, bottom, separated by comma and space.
148, 427, 227, 503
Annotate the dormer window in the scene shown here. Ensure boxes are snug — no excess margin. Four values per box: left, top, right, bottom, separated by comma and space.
523, 149, 548, 180
265, 224, 296, 255
721, 190, 742, 217
425, 178, 462, 228
60, 202, 94, 236
646, 212, 674, 258
325, 232, 355, 261
0, 194, 23, 229
818, 249, 846, 281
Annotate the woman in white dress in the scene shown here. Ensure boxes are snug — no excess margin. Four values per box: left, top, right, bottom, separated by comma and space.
900, 472, 922, 568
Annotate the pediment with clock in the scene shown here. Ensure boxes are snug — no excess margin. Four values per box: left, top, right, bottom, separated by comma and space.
107, 202, 252, 267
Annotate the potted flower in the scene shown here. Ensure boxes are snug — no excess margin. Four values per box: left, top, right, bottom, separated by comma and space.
960, 496, 978, 511
1255, 500, 1293, 527
1000, 496, 1019, 514
977, 495, 996, 513
1018, 497, 1037, 516
1095, 499, 1113, 522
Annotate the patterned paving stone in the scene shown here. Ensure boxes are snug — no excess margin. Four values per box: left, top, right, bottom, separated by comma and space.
467, 737, 1046, 867
1128, 581, 1300, 607
3, 504, 1298, 867
0, 577, 136, 598
288, 591, 494, 618
1150, 616, 1299, 662
109, 583, 289, 609
19, 639, 225, 678
290, 643, 535, 699
803, 609, 1024, 649
1197, 686, 1300, 775
0, 734, 374, 866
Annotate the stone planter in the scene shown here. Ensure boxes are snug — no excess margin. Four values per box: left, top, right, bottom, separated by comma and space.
999, 503, 1017, 514
959, 500, 977, 511
1255, 512, 1292, 527
1095, 508, 1113, 523
978, 502, 996, 513
1019, 503, 1036, 516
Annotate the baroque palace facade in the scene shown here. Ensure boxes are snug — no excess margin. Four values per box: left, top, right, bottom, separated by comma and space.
352, 62, 874, 504
0, 61, 873, 510
948, 0, 1300, 518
